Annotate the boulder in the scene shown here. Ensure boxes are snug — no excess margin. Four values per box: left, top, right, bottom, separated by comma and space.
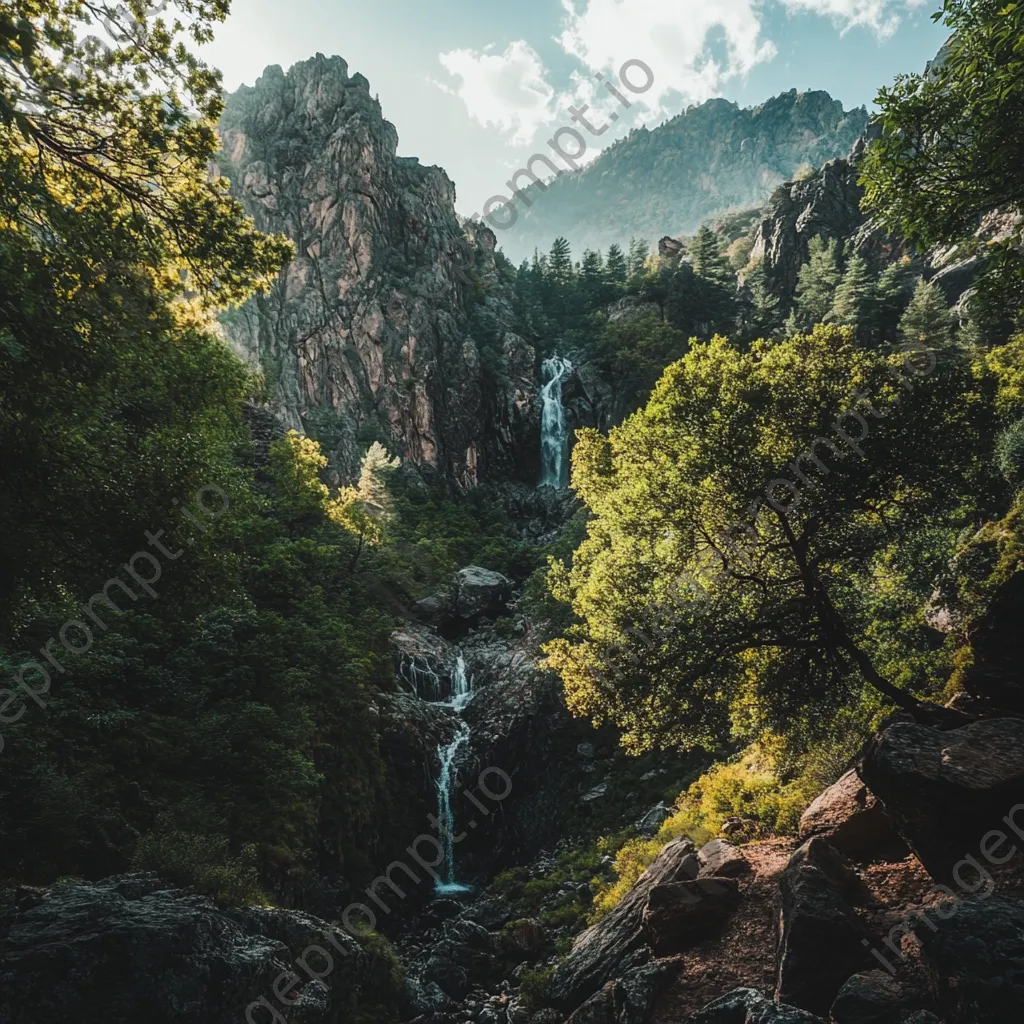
799, 770, 907, 863
636, 801, 672, 835
565, 958, 683, 1024
829, 970, 916, 1024
0, 873, 386, 1024
413, 566, 512, 634
685, 986, 826, 1022
454, 566, 512, 620
775, 839, 870, 1015
901, 1014, 946, 1024
697, 839, 751, 878
912, 894, 1024, 1022
547, 838, 697, 1010
642, 878, 741, 954
501, 918, 548, 958
859, 718, 1024, 883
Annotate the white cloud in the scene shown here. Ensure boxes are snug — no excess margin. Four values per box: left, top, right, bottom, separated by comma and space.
778, 0, 906, 38
438, 41, 557, 144
556, 0, 778, 117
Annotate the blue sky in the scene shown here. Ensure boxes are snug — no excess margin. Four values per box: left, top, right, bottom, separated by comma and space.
202, 0, 947, 219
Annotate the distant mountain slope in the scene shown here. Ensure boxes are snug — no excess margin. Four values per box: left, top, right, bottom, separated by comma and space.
499, 89, 869, 261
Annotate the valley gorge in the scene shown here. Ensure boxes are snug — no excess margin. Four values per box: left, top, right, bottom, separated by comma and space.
4, 15, 1024, 1024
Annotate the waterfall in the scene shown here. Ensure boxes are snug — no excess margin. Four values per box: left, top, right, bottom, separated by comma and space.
434, 719, 471, 894
540, 355, 572, 488
449, 653, 472, 709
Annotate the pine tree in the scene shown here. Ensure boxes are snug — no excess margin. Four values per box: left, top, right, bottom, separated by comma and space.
580, 249, 607, 307
627, 237, 650, 279
740, 260, 784, 341
787, 236, 844, 332
688, 226, 733, 287
548, 237, 574, 285
875, 260, 915, 343
687, 226, 737, 338
606, 244, 628, 283
899, 278, 953, 349
830, 254, 880, 344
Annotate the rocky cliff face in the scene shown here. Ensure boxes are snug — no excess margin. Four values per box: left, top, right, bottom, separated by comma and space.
501, 89, 869, 261
217, 55, 546, 488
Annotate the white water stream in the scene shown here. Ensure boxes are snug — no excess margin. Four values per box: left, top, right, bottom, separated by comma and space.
433, 651, 474, 893
540, 355, 572, 489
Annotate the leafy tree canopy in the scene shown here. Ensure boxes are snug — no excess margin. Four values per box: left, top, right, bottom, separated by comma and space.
544, 325, 995, 752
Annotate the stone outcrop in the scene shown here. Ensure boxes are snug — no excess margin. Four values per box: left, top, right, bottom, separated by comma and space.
774, 839, 870, 1015
548, 838, 698, 1009
566, 957, 684, 1024
858, 717, 1024, 883
414, 565, 513, 635
748, 151, 876, 299
217, 56, 542, 488
799, 770, 907, 863
0, 873, 394, 1024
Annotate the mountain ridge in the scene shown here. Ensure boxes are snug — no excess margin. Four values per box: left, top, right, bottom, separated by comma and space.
495, 87, 869, 261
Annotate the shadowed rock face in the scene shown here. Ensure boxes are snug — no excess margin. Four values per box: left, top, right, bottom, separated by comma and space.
216, 55, 542, 489
0, 873, 390, 1024
859, 717, 1024, 884
548, 838, 698, 1010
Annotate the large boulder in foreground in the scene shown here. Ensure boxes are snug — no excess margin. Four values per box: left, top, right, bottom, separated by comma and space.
686, 986, 825, 1022
775, 838, 870, 1016
912, 894, 1024, 1022
0, 873, 392, 1024
548, 838, 697, 1010
799, 770, 907, 863
859, 717, 1024, 883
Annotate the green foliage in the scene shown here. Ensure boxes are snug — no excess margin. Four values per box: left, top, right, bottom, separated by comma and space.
0, 0, 289, 304
544, 325, 995, 752
862, 0, 1024, 317
831, 254, 879, 344
132, 830, 266, 906
518, 967, 555, 1012
786, 236, 843, 333
899, 278, 954, 350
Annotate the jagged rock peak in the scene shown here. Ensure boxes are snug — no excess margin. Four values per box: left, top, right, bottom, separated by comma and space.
216, 56, 490, 487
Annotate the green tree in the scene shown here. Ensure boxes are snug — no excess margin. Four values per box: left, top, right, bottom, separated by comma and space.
688, 226, 737, 338
606, 243, 628, 283
548, 237, 574, 285
786, 236, 843, 333
579, 248, 608, 307
875, 260, 916, 343
739, 260, 784, 342
861, 0, 1024, 317
689, 226, 733, 287
830, 254, 880, 344
627, 237, 650, 279
899, 278, 954, 349
0, 0, 287, 302
544, 325, 991, 751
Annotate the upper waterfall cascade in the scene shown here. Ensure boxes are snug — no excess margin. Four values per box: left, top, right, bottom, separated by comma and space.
540, 355, 572, 489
